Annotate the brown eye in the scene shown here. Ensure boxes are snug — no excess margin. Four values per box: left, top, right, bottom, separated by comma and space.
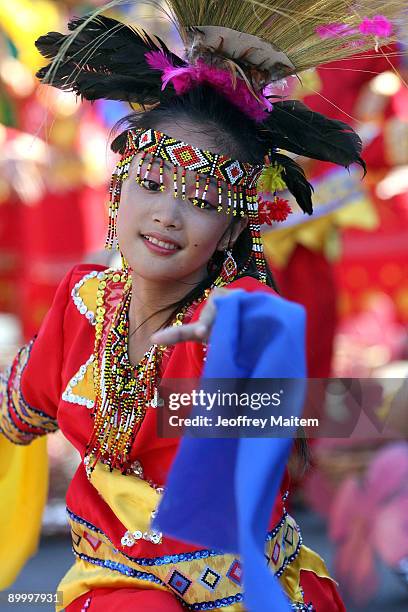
141, 179, 161, 192
188, 198, 216, 210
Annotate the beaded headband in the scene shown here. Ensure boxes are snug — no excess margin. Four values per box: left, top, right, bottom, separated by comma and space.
106, 127, 271, 282
134, 128, 258, 189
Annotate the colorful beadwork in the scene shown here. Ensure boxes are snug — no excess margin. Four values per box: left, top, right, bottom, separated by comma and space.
168, 569, 192, 595
219, 250, 238, 284
132, 129, 256, 187
85, 269, 218, 472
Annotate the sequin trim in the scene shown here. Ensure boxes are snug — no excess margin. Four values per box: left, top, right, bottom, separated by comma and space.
275, 528, 303, 578
71, 270, 113, 325
66, 507, 223, 565
265, 511, 288, 541
72, 550, 244, 611
291, 603, 315, 611
67, 505, 300, 574
72, 549, 164, 583
121, 525, 162, 547
62, 354, 95, 409
67, 506, 305, 609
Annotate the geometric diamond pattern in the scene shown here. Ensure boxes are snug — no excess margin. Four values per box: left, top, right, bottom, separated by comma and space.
134, 128, 253, 187
223, 159, 244, 184
71, 529, 82, 547
167, 569, 192, 595
284, 524, 294, 546
199, 567, 221, 591
272, 541, 281, 564
226, 559, 243, 586
166, 142, 210, 173
138, 130, 155, 149
83, 531, 101, 551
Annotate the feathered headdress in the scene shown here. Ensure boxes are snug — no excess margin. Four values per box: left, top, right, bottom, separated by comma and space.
34, 1, 405, 230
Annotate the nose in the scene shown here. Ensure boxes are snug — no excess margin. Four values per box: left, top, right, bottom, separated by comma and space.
151, 191, 183, 229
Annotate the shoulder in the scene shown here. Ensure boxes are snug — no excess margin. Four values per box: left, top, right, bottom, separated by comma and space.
68, 263, 110, 292
226, 275, 277, 295
68, 264, 110, 324
189, 276, 277, 323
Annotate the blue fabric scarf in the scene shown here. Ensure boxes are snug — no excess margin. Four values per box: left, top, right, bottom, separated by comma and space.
153, 290, 306, 610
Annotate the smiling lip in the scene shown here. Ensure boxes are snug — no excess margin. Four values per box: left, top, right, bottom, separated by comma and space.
141, 233, 181, 256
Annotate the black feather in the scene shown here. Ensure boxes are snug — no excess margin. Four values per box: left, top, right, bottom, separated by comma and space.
35, 15, 185, 105
270, 152, 314, 215
262, 100, 366, 174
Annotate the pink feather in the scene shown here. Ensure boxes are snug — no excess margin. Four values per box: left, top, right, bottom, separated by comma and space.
144, 50, 175, 72
359, 15, 393, 38
316, 15, 393, 42
144, 52, 272, 121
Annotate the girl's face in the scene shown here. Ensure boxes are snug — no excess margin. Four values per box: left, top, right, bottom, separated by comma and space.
116, 121, 247, 286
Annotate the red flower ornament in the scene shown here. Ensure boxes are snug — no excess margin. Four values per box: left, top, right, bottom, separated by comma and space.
258, 196, 292, 224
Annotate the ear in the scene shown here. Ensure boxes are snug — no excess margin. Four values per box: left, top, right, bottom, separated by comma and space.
216, 216, 248, 251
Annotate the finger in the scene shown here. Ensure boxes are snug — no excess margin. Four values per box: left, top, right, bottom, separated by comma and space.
198, 287, 230, 327
151, 321, 209, 346
197, 300, 217, 329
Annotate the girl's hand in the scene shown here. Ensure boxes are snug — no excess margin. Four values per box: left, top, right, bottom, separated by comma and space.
150, 287, 230, 346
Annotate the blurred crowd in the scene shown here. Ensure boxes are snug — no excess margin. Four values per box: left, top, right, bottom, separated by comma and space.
0, 1, 407, 608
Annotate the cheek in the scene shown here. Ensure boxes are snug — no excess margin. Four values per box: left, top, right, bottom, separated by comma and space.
116, 182, 143, 242
116, 202, 133, 237
116, 206, 133, 253
187, 213, 229, 255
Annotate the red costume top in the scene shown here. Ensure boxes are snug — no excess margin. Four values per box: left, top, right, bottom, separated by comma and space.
1, 264, 344, 611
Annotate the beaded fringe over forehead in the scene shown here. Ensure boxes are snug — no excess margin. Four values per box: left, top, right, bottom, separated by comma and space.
128, 128, 260, 188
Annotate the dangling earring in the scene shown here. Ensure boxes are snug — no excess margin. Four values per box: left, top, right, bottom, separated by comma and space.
220, 249, 238, 283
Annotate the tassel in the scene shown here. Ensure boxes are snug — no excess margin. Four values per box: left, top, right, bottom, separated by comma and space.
173, 165, 178, 198
258, 196, 292, 224
192, 173, 200, 206
159, 159, 165, 191
217, 179, 223, 212
226, 184, 232, 215
135, 151, 147, 183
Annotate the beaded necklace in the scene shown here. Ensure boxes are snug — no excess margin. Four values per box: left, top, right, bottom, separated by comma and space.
84, 268, 213, 475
